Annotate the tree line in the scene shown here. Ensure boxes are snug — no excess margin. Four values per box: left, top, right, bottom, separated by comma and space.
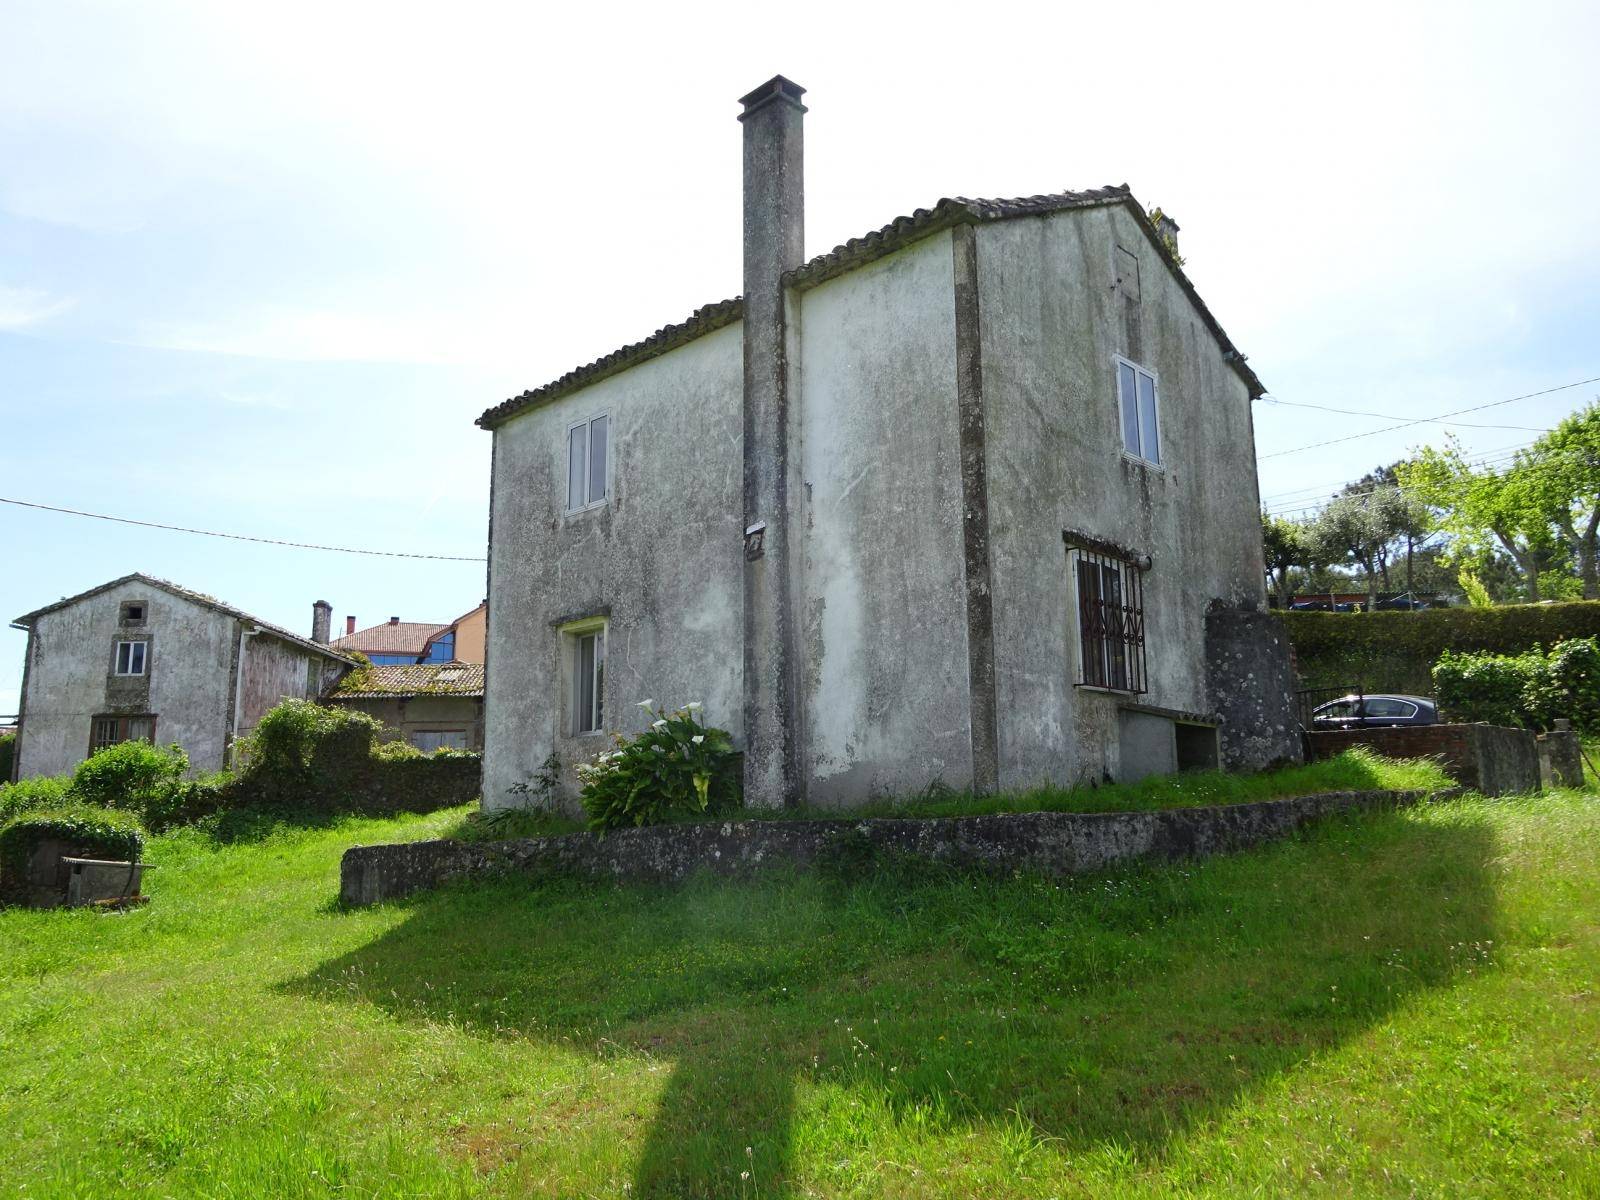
1263, 398, 1600, 607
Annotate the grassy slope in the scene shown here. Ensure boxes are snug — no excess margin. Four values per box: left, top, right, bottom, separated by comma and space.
1, 792, 1597, 1198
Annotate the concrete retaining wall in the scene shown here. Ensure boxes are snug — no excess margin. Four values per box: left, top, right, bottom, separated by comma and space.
340, 788, 1438, 905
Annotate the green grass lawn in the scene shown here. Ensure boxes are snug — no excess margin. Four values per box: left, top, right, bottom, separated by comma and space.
3, 788, 1598, 1197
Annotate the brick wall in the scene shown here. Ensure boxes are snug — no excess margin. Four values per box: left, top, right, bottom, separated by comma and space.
1304, 723, 1540, 795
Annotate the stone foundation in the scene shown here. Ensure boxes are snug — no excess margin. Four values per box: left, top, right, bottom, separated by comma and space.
341, 788, 1438, 906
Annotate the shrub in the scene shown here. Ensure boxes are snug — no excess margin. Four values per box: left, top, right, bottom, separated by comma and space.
0, 805, 145, 903
0, 776, 72, 824
1432, 636, 1600, 731
245, 699, 382, 779
70, 740, 188, 818
577, 701, 740, 832
0, 731, 14, 783
143, 772, 238, 832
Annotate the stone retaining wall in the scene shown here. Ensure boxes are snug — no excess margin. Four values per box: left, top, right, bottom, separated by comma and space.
1304, 723, 1540, 796
340, 788, 1439, 906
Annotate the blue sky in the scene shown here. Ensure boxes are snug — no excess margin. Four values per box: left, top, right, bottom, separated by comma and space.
4, 0, 1598, 715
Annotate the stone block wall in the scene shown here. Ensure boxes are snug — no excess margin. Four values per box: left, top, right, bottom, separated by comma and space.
1304, 723, 1541, 795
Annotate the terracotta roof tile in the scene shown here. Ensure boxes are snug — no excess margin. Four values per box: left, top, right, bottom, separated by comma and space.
332, 621, 450, 656
329, 662, 485, 699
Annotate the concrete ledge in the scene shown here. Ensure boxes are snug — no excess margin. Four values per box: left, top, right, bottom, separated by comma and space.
340, 788, 1441, 906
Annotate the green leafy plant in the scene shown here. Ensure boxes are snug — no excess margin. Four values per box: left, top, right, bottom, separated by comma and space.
577, 700, 740, 832
0, 804, 145, 902
0, 731, 14, 784
69, 739, 188, 817
1459, 568, 1494, 608
0, 776, 72, 824
1433, 635, 1600, 730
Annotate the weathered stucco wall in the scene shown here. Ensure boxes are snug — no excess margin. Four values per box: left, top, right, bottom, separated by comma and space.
976, 206, 1267, 789
483, 323, 746, 811
237, 633, 335, 741
793, 231, 973, 805
332, 695, 485, 750
16, 581, 236, 777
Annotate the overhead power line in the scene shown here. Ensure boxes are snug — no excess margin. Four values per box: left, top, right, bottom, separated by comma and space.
1260, 396, 1549, 433
1257, 375, 1600, 461
0, 496, 487, 562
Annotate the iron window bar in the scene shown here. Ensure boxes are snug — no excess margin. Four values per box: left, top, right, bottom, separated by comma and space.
1064, 531, 1149, 696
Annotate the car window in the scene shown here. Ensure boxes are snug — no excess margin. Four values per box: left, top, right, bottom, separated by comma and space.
1363, 698, 1417, 718
1318, 701, 1359, 719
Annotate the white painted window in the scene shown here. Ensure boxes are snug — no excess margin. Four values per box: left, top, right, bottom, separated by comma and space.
114, 640, 148, 676
1115, 356, 1161, 466
566, 414, 610, 513
572, 627, 605, 734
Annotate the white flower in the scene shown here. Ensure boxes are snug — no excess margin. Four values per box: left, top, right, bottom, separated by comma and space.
692, 734, 704, 745
651, 719, 667, 730
685, 702, 703, 712
636, 699, 655, 710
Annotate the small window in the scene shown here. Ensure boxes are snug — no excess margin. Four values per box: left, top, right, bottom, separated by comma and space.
1073, 550, 1147, 694
410, 730, 469, 752
114, 641, 148, 676
566, 414, 610, 512
1115, 356, 1161, 466
119, 601, 146, 625
573, 628, 605, 734
1363, 698, 1417, 719
91, 714, 155, 752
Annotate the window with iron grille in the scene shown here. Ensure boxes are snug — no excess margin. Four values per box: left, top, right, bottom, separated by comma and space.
1073, 549, 1147, 694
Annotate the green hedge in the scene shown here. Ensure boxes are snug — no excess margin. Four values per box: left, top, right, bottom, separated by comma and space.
1283, 602, 1600, 693
0, 732, 14, 784
1432, 637, 1600, 730
0, 805, 145, 903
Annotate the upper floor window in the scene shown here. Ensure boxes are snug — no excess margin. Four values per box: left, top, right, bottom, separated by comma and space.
119, 601, 146, 625
567, 414, 610, 513
114, 640, 148, 676
1115, 356, 1161, 466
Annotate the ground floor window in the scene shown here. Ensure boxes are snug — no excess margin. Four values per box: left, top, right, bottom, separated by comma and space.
573, 628, 605, 734
1072, 547, 1148, 694
91, 714, 155, 753
410, 729, 469, 752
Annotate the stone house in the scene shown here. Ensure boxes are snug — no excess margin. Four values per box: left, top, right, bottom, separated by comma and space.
477, 77, 1299, 812
325, 662, 485, 751
9, 574, 352, 780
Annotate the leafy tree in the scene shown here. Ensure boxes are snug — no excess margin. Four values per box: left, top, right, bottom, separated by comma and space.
1398, 438, 1566, 602
1261, 513, 1313, 607
1524, 400, 1600, 599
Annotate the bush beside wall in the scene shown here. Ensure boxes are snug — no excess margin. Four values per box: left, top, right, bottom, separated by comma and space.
1283, 602, 1600, 693
0, 806, 145, 904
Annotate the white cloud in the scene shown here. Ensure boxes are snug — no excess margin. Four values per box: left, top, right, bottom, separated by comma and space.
0, 284, 72, 330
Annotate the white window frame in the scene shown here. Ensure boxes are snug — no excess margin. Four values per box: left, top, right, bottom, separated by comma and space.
565, 412, 612, 515
1113, 354, 1163, 468
561, 617, 607, 736
114, 640, 148, 677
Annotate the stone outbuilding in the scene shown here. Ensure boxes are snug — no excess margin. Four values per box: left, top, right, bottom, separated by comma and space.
476, 77, 1300, 812
325, 662, 485, 752
9, 573, 352, 780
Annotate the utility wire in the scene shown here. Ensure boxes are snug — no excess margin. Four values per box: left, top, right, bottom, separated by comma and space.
1261, 446, 1534, 516
1259, 438, 1539, 504
1257, 375, 1600, 461
1260, 396, 1549, 433
0, 496, 487, 562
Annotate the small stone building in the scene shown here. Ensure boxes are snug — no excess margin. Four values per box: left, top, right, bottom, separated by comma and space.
10, 574, 352, 779
325, 662, 485, 751
477, 77, 1300, 812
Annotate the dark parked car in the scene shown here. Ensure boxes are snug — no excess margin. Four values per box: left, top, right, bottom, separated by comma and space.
1311, 694, 1439, 730
1290, 600, 1357, 613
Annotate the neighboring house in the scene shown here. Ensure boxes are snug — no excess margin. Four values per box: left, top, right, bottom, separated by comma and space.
332, 602, 486, 666
419, 601, 487, 666
332, 616, 450, 666
477, 77, 1299, 812
9, 574, 352, 780
325, 662, 485, 751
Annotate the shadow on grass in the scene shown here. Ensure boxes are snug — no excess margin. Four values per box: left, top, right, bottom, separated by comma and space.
286, 804, 1497, 1197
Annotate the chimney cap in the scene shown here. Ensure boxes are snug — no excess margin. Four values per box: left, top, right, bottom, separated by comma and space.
738, 75, 807, 120
389, 616, 399, 625
313, 599, 331, 609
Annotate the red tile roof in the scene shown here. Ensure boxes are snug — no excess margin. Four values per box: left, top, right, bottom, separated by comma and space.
331, 620, 449, 656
